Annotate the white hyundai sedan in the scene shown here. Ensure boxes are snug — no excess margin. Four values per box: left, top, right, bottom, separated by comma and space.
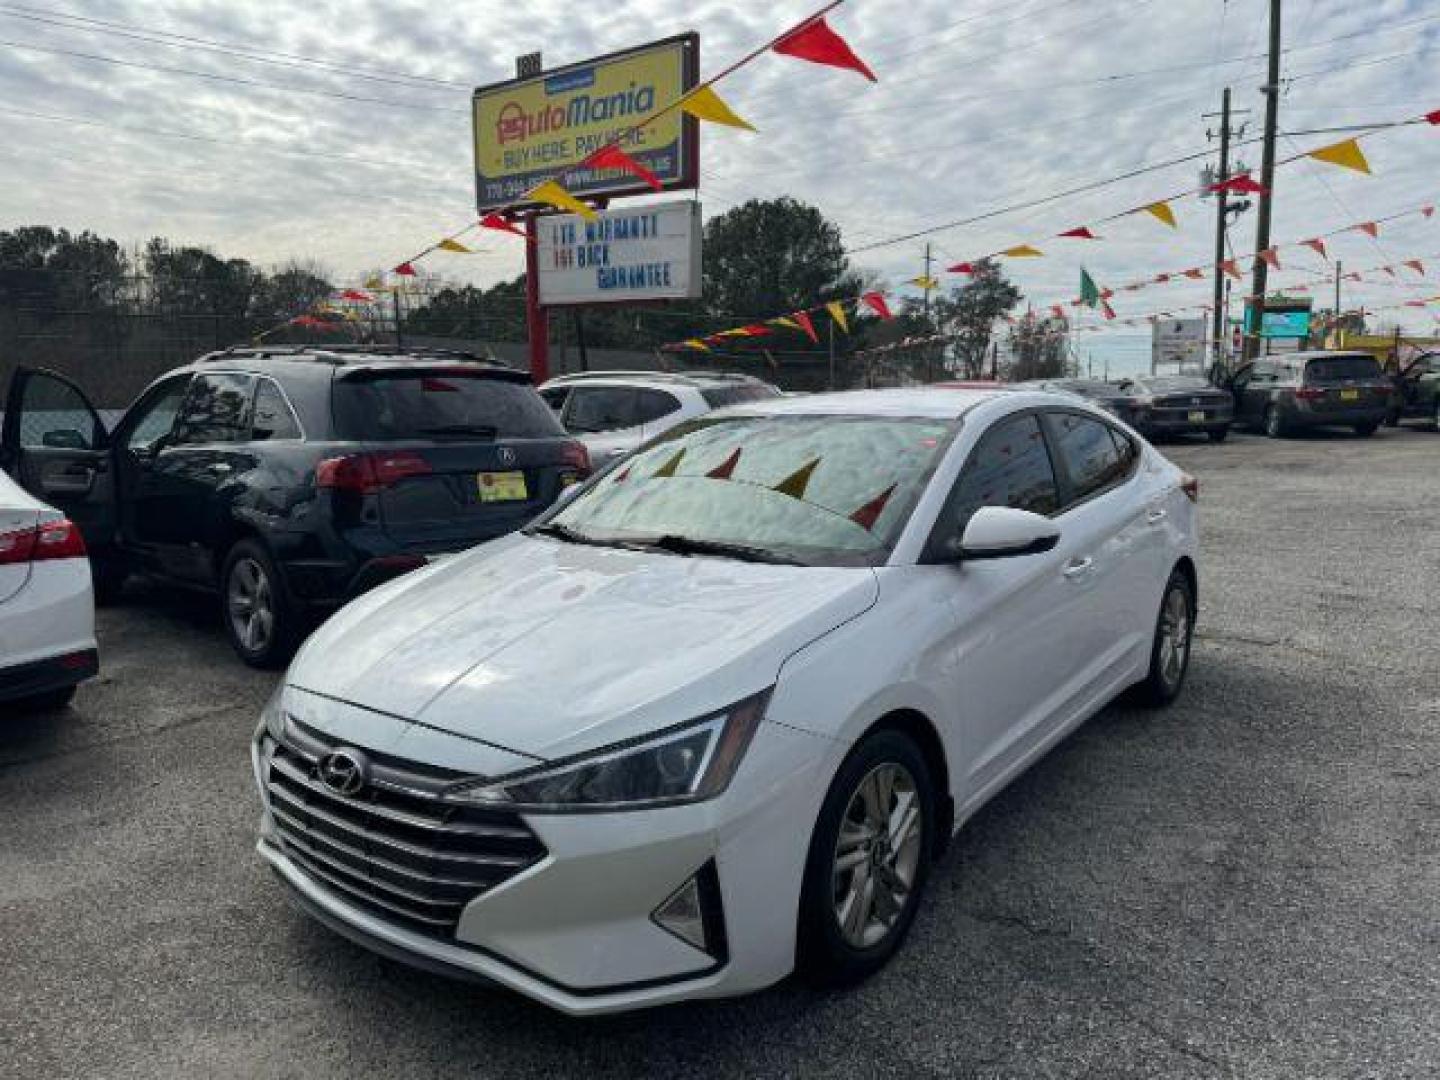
253, 387, 1198, 1015
0, 468, 97, 711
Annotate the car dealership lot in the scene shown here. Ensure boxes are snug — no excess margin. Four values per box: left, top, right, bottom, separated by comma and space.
3, 428, 1437, 1078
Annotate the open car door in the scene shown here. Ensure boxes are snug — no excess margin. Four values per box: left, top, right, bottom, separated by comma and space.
0, 367, 117, 557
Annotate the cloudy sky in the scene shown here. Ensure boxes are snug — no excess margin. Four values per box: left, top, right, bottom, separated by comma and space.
3, 0, 1439, 354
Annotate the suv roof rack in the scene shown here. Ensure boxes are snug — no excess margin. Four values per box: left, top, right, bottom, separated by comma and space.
197, 344, 509, 368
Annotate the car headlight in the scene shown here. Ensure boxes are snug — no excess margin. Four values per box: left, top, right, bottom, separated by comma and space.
445, 690, 771, 811
259, 686, 287, 743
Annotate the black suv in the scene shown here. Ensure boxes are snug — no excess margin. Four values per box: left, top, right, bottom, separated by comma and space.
1228, 351, 1391, 437
0, 346, 588, 666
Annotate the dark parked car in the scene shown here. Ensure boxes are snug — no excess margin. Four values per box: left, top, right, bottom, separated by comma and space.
0, 346, 589, 666
1228, 351, 1391, 438
1385, 352, 1440, 429
1020, 379, 1136, 419
1111, 375, 1234, 442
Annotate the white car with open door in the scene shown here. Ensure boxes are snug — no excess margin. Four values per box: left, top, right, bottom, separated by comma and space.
0, 466, 97, 712
252, 387, 1199, 1015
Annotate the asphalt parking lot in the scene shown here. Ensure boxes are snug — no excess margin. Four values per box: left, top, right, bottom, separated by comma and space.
3, 426, 1437, 1080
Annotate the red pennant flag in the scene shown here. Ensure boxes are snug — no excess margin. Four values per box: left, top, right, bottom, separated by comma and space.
861, 292, 894, 320
339, 289, 373, 302
773, 16, 877, 82
583, 143, 663, 191
1183, 267, 1205, 280
394, 262, 417, 276
848, 484, 897, 531
947, 262, 975, 274
1211, 173, 1268, 195
1153, 273, 1171, 284
706, 447, 742, 480
1259, 248, 1281, 270
1302, 238, 1327, 258
1050, 304, 1065, 319
1221, 259, 1242, 280
1405, 259, 1425, 275
1101, 300, 1116, 320
1383, 265, 1397, 277
480, 213, 528, 239
1058, 226, 1098, 239
1405, 300, 1427, 308
793, 311, 819, 343
1423, 206, 1436, 219
740, 324, 771, 337
1100, 288, 1115, 299
1426, 109, 1440, 125
1355, 221, 1379, 238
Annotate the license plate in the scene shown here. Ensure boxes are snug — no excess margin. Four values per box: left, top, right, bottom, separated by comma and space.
1188, 410, 1207, 422
477, 470, 528, 502
1340, 389, 1359, 401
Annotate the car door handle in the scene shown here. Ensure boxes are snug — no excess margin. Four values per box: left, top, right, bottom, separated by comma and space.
205, 462, 234, 475
1062, 557, 1094, 579
1146, 507, 1168, 524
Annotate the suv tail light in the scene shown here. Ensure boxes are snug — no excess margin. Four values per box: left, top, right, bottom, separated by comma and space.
561, 440, 590, 474
1294, 387, 1327, 401
0, 518, 87, 565
316, 451, 432, 494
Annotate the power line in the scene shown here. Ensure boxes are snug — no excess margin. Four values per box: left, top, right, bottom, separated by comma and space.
0, 37, 468, 113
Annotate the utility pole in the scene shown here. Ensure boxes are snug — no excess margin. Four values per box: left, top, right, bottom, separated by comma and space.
1245, 0, 1283, 361
392, 286, 404, 350
1203, 87, 1248, 366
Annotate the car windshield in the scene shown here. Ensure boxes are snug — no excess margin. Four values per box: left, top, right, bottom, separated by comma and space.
544, 414, 959, 567
333, 372, 563, 440
1053, 381, 1117, 396
1304, 356, 1381, 383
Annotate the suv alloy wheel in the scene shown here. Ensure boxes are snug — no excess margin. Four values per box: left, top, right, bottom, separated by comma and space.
222, 539, 299, 668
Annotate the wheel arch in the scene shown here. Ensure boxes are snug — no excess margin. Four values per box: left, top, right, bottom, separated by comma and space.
1173, 554, 1198, 605
861, 708, 955, 856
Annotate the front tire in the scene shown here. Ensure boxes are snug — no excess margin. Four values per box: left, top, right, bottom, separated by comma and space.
11, 685, 77, 714
1132, 568, 1195, 707
798, 729, 935, 986
1207, 426, 1229, 443
1353, 421, 1378, 437
221, 539, 299, 669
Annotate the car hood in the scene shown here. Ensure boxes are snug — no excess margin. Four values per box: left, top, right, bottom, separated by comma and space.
287, 534, 878, 761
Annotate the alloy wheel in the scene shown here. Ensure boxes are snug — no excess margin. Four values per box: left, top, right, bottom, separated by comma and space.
831, 762, 924, 949
1157, 584, 1191, 692
227, 557, 274, 655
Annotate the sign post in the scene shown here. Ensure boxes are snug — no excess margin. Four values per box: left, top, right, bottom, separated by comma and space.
524, 214, 549, 384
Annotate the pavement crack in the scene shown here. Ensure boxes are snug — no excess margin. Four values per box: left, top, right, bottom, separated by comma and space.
1129, 1013, 1230, 1073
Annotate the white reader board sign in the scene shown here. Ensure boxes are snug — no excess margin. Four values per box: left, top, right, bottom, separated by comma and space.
537, 199, 701, 307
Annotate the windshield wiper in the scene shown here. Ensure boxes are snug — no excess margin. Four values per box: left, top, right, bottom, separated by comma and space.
528, 522, 642, 551
419, 423, 499, 439
639, 534, 805, 566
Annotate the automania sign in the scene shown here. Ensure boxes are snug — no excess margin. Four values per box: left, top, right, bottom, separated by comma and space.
473, 35, 699, 212
537, 200, 702, 307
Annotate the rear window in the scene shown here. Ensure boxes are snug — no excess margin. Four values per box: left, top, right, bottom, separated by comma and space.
700, 384, 781, 409
333, 373, 564, 441
1304, 356, 1380, 383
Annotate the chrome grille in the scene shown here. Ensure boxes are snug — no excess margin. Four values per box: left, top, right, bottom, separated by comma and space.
263, 720, 546, 939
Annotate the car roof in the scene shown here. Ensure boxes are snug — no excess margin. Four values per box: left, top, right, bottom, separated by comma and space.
178, 345, 521, 381
539, 370, 771, 391
716, 386, 1020, 420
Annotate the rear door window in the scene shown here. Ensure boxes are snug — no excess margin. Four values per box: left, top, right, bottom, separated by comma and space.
171, 373, 255, 446
251, 379, 302, 441
633, 389, 681, 426
700, 384, 781, 409
1049, 411, 1131, 504
333, 373, 563, 440
1305, 356, 1381, 383
565, 387, 637, 433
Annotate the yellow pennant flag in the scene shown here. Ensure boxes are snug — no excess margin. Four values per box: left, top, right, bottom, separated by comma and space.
683, 339, 710, 351
770, 316, 800, 330
716, 327, 750, 338
525, 179, 597, 220
1307, 138, 1371, 175
772, 458, 821, 501
363, 275, 384, 289
826, 300, 849, 333
653, 448, 687, 477
909, 274, 940, 289
437, 238, 473, 253
1000, 245, 1043, 258
1143, 202, 1178, 229
679, 85, 756, 131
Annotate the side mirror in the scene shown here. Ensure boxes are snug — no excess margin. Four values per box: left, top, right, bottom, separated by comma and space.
42, 428, 88, 450
959, 506, 1061, 561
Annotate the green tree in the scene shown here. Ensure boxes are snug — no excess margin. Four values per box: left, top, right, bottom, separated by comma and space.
1004, 311, 1071, 381
702, 197, 861, 321
935, 259, 1022, 379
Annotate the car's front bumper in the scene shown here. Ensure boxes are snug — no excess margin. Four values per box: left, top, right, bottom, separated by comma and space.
253, 718, 835, 1015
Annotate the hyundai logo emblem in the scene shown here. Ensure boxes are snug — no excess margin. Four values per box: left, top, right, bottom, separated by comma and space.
317, 748, 368, 796
498, 446, 517, 467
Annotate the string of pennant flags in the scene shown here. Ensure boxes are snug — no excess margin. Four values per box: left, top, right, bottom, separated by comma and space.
254, 0, 879, 339
663, 111, 1440, 353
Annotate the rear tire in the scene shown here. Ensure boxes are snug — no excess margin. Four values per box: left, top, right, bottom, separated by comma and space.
1131, 568, 1195, 708
1264, 405, 1287, 439
1207, 426, 1229, 443
1432, 400, 1440, 431
221, 539, 299, 669
798, 729, 935, 986
1353, 421, 1378, 437
91, 555, 129, 606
